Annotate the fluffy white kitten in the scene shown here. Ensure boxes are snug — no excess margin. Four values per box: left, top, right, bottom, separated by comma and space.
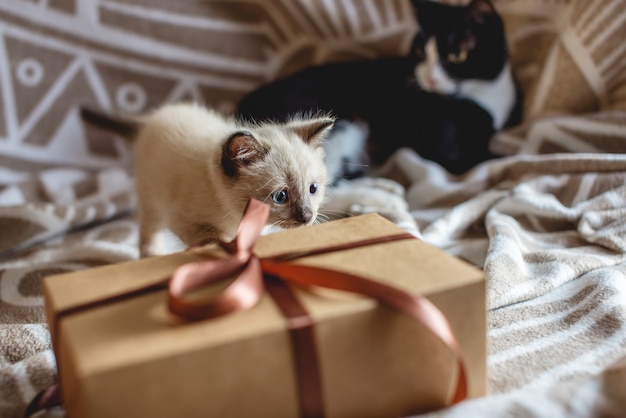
82, 103, 334, 257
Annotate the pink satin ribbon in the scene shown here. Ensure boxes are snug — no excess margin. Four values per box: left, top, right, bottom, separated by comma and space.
168, 199, 468, 415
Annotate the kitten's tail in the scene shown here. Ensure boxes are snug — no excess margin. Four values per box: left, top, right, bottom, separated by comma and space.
80, 106, 139, 141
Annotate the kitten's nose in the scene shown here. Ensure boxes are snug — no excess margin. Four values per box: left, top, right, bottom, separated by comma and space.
294, 207, 313, 224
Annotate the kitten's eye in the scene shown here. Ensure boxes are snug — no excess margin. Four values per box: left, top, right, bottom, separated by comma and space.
272, 189, 288, 204
447, 49, 468, 64
309, 183, 318, 195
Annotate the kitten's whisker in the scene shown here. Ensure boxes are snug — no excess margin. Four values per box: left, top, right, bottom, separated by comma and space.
319, 208, 350, 214
262, 193, 274, 204
342, 163, 369, 168
319, 209, 352, 218
221, 210, 235, 222
269, 219, 285, 229
315, 213, 330, 222
258, 178, 276, 191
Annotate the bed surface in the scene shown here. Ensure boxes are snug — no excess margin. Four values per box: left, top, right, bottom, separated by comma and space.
2, 1, 626, 417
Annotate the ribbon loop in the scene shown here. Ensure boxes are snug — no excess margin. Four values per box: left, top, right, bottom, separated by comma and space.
230, 198, 271, 254
168, 199, 270, 320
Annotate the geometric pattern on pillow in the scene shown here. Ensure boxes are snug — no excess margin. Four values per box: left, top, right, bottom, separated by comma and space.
0, 0, 416, 258
0, 0, 415, 170
491, 0, 626, 154
495, 0, 626, 121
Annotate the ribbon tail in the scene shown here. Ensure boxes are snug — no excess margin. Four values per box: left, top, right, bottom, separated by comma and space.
261, 260, 468, 405
24, 383, 62, 417
265, 276, 325, 418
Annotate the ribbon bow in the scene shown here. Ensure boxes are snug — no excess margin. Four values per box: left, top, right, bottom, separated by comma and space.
168, 199, 468, 417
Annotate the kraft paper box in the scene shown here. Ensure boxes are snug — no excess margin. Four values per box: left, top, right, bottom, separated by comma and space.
43, 213, 486, 418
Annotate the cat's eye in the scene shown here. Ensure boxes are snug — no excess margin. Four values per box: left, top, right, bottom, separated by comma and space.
414, 47, 425, 60
447, 49, 468, 64
309, 183, 318, 195
272, 189, 288, 204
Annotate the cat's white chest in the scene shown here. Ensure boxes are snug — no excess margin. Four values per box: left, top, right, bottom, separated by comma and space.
414, 37, 516, 130
458, 63, 516, 130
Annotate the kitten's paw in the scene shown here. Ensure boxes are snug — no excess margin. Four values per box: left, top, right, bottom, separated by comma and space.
140, 229, 185, 257
262, 224, 286, 236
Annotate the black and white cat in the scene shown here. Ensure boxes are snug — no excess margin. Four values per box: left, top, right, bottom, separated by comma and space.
237, 0, 522, 178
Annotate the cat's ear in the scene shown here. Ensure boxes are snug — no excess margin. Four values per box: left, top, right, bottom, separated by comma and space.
409, 0, 445, 34
221, 131, 266, 177
287, 117, 335, 148
410, 0, 434, 13
467, 0, 498, 25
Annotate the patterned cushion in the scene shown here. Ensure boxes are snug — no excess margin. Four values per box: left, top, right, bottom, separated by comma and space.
491, 0, 626, 154
3, 0, 625, 169
496, 0, 626, 120
0, 0, 415, 171
0, 0, 416, 253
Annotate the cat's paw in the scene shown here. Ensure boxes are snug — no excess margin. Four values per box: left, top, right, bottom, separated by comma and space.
348, 202, 417, 231
347, 176, 405, 197
321, 177, 417, 231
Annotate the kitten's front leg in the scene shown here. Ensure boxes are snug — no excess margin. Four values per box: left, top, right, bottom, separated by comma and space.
170, 220, 225, 250
140, 221, 220, 257
139, 224, 166, 258
138, 203, 179, 257
140, 229, 185, 258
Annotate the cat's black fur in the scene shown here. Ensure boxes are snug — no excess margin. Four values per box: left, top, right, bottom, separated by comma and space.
236, 0, 522, 176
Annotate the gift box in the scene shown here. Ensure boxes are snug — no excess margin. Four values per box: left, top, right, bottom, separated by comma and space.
43, 200, 486, 418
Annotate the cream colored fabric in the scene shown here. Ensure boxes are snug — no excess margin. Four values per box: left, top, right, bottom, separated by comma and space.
379, 148, 626, 417
2, 1, 626, 417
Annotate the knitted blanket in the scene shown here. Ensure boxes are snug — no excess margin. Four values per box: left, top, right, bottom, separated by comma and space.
1, 0, 626, 417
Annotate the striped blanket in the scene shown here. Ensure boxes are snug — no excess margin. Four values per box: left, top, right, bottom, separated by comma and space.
2, 0, 626, 417
385, 149, 626, 417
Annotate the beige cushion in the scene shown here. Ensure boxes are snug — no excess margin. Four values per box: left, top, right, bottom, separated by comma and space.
491, 0, 626, 154
509, 0, 626, 117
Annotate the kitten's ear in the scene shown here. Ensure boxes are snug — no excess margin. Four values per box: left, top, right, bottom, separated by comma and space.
221, 131, 266, 177
288, 117, 335, 148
